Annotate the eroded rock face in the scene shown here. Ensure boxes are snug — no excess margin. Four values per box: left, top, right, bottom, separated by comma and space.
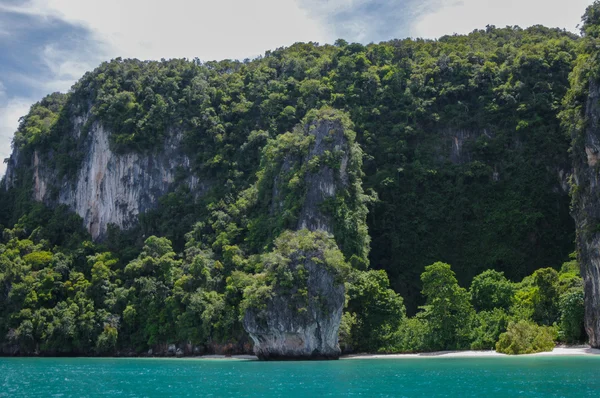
572, 80, 600, 347
296, 118, 349, 232
4, 117, 204, 240
242, 111, 356, 359
243, 239, 345, 360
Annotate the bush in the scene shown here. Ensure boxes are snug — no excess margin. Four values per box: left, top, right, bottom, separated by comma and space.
495, 320, 557, 355
96, 325, 118, 354
470, 308, 510, 350
385, 316, 429, 353
558, 288, 585, 343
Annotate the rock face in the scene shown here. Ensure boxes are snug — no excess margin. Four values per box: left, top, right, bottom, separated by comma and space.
243, 111, 358, 360
295, 118, 349, 232
572, 80, 600, 347
243, 247, 345, 360
4, 117, 203, 240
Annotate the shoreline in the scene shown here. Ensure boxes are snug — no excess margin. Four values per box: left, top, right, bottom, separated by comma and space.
2, 347, 599, 360
340, 346, 600, 359
176, 346, 600, 360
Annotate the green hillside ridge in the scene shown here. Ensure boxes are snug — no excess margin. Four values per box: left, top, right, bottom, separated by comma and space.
3, 1, 600, 355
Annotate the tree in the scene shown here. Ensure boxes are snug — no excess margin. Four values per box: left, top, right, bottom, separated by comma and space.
531, 268, 560, 326
470, 269, 515, 311
345, 269, 406, 352
123, 236, 182, 349
470, 308, 510, 350
420, 262, 475, 350
558, 288, 585, 343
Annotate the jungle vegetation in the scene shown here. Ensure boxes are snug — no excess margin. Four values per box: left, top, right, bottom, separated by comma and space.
2, 2, 600, 355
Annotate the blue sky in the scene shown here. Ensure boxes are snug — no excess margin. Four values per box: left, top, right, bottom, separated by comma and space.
0, 0, 594, 175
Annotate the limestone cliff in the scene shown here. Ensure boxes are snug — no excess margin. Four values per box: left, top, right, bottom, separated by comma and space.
258, 108, 370, 263
571, 80, 600, 348
3, 116, 203, 240
242, 109, 366, 359
243, 230, 346, 360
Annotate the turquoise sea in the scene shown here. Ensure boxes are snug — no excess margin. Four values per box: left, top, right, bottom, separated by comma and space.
1, 356, 599, 397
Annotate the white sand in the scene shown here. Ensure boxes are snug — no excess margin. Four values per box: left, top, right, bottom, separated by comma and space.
341, 346, 600, 359
176, 347, 600, 360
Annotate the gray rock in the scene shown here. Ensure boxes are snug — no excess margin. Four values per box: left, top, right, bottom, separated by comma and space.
242, 110, 361, 360
243, 252, 344, 360
176, 348, 184, 357
4, 118, 208, 240
295, 118, 349, 233
571, 79, 600, 347
167, 344, 177, 355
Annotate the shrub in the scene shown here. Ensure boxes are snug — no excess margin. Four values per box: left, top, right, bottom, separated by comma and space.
470, 308, 510, 350
385, 316, 429, 353
96, 325, 118, 355
495, 320, 557, 355
558, 288, 585, 343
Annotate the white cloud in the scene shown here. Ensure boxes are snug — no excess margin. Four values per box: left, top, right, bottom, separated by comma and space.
37, 43, 102, 93
27, 0, 330, 62
42, 44, 95, 80
412, 0, 594, 38
0, 96, 32, 176
298, 0, 431, 43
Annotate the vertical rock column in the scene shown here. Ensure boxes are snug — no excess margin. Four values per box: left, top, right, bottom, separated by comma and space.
242, 108, 367, 359
572, 80, 600, 347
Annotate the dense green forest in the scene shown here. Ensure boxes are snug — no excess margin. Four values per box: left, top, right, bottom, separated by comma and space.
2, 2, 599, 355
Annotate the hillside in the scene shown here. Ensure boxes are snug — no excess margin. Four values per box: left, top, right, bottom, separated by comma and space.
0, 17, 593, 356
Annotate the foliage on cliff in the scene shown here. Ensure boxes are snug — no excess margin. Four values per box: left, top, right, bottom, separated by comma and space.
3, 24, 580, 312
0, 12, 593, 355
240, 229, 349, 316
0, 209, 583, 355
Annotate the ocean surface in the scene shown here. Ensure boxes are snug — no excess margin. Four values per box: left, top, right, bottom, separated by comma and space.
1, 356, 599, 397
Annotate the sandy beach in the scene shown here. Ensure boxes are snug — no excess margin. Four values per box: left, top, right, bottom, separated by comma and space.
181, 346, 600, 360
340, 346, 600, 359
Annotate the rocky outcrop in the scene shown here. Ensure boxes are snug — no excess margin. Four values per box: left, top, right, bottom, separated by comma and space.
243, 248, 345, 360
265, 109, 370, 262
243, 230, 346, 360
296, 117, 349, 232
572, 80, 600, 347
243, 110, 359, 360
4, 116, 205, 240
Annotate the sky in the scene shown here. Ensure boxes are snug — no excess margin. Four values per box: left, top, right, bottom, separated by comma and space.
0, 0, 595, 175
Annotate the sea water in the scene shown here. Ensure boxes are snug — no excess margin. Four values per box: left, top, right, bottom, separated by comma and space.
1, 356, 599, 397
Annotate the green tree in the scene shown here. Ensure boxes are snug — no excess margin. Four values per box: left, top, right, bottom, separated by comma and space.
123, 236, 182, 349
345, 269, 406, 352
531, 268, 560, 326
470, 308, 510, 350
558, 288, 585, 343
470, 269, 515, 311
420, 262, 475, 350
